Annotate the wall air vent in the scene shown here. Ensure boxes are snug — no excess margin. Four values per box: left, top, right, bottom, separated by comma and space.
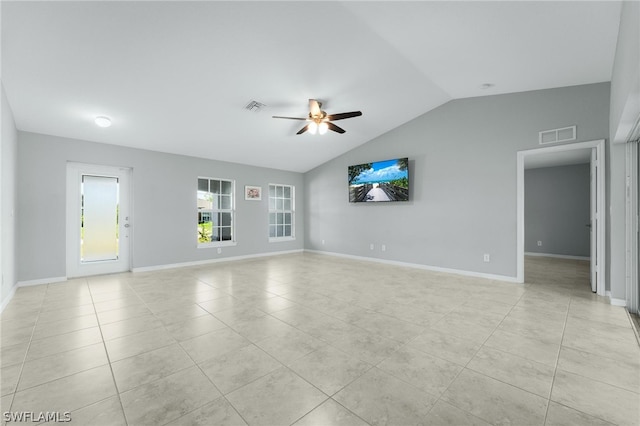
244, 100, 266, 112
539, 126, 576, 145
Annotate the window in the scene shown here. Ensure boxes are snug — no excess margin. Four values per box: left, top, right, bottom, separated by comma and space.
197, 177, 235, 246
269, 184, 294, 241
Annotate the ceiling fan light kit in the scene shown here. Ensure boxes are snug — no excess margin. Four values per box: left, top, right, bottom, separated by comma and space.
273, 99, 362, 135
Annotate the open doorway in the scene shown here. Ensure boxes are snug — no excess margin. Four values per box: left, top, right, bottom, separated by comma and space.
517, 139, 606, 295
523, 160, 591, 292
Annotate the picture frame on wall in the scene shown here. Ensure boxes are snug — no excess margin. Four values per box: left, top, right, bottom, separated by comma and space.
245, 185, 262, 200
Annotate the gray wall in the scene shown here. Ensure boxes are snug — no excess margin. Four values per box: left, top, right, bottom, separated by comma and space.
17, 132, 304, 282
608, 0, 639, 301
1, 84, 18, 306
304, 83, 610, 279
525, 164, 590, 257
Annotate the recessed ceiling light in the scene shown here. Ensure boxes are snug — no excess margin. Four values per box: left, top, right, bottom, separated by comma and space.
480, 83, 495, 90
94, 116, 112, 128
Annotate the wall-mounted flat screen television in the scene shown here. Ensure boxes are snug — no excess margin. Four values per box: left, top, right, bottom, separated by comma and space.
348, 157, 409, 202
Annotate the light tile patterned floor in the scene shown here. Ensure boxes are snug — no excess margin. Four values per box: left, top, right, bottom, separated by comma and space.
1, 253, 638, 425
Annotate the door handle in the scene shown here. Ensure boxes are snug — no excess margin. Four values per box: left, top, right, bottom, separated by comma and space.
585, 224, 592, 228
124, 224, 130, 228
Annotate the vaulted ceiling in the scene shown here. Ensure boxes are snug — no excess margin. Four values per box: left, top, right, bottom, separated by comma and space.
1, 1, 622, 172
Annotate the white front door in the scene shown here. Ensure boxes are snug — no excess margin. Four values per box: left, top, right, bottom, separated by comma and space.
66, 163, 131, 277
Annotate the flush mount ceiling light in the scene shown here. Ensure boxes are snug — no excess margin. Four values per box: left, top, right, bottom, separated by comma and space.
94, 116, 112, 128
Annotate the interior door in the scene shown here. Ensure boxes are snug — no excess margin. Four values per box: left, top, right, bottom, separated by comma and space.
66, 163, 131, 277
590, 148, 598, 292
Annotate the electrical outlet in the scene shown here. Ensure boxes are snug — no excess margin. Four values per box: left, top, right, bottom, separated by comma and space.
483, 253, 490, 262
370, 243, 374, 250
217, 248, 222, 254
321, 239, 325, 245
381, 244, 386, 252
537, 241, 542, 246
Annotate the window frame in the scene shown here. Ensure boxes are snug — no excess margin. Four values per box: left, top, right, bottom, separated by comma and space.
197, 176, 237, 248
268, 183, 295, 243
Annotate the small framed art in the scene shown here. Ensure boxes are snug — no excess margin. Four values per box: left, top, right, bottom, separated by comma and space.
245, 185, 262, 200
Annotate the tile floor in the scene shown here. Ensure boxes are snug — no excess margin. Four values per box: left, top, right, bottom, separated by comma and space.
1, 253, 638, 425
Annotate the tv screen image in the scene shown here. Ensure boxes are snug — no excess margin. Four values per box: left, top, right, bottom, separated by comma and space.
348, 158, 409, 202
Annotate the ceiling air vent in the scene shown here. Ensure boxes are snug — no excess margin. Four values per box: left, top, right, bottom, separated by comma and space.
244, 100, 266, 112
539, 125, 576, 145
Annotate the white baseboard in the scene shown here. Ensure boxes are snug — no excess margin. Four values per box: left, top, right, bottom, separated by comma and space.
1, 277, 65, 312
8, 252, 304, 289
606, 292, 627, 307
0, 284, 18, 313
525, 252, 590, 261
18, 276, 67, 287
304, 249, 520, 283
610, 298, 627, 307
132, 249, 304, 273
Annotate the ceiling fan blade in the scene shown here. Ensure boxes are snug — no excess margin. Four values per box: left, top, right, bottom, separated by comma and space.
309, 99, 321, 117
296, 124, 310, 135
327, 122, 346, 134
272, 115, 307, 120
326, 111, 362, 121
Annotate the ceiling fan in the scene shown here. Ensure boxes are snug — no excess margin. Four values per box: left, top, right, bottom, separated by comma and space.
273, 99, 362, 135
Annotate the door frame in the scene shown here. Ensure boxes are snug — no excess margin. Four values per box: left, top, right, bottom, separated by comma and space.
626, 140, 639, 313
516, 139, 606, 295
66, 162, 133, 278
590, 148, 598, 292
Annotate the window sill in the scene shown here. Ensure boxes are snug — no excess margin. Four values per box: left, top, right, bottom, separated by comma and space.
268, 237, 296, 243
198, 241, 237, 249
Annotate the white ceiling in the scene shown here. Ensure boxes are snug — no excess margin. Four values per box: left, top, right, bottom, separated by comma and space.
1, 1, 622, 173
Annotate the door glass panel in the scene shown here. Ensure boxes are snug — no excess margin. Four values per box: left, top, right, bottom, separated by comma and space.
82, 175, 119, 262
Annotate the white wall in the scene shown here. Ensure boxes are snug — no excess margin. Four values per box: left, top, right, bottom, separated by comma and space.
608, 0, 640, 301
1, 84, 18, 308
17, 132, 304, 283
304, 83, 610, 280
